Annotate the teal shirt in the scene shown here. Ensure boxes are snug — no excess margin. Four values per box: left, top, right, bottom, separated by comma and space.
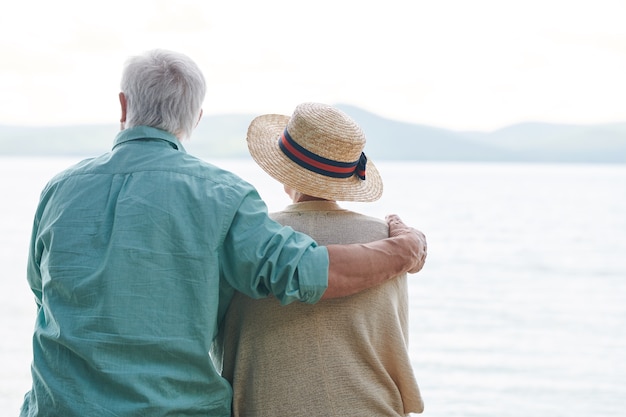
21, 126, 329, 417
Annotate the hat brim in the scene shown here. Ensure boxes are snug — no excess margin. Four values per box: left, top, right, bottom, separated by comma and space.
247, 114, 383, 202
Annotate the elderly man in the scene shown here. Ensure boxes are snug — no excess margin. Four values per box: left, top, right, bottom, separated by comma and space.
20, 50, 426, 417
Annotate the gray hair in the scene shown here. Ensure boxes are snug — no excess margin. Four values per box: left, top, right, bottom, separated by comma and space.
120, 49, 206, 140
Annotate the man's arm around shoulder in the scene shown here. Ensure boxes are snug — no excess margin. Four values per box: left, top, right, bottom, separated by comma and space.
322, 215, 427, 300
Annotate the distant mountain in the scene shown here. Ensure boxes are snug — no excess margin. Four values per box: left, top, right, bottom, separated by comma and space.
468, 121, 626, 163
336, 104, 515, 161
336, 104, 626, 163
1, 105, 625, 163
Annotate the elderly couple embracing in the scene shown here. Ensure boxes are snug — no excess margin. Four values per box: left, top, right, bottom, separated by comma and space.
20, 49, 426, 417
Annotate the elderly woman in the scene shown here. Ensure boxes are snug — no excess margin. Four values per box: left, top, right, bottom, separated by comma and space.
221, 102, 425, 416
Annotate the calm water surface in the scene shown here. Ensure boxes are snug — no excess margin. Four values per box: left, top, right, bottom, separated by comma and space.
1, 157, 625, 416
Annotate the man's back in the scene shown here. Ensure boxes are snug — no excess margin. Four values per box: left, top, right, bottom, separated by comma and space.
222, 200, 424, 416
23, 128, 247, 416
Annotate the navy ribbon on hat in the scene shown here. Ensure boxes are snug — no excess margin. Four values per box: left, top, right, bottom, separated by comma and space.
279, 129, 367, 180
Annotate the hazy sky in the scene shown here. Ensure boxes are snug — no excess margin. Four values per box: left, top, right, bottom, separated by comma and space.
1, 0, 625, 131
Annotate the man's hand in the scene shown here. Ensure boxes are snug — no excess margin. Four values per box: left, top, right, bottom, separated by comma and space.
386, 214, 427, 274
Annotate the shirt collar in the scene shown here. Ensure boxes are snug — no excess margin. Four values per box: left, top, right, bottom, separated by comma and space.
112, 126, 187, 153
283, 200, 344, 212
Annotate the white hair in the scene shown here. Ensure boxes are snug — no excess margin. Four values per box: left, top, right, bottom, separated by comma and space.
120, 49, 206, 140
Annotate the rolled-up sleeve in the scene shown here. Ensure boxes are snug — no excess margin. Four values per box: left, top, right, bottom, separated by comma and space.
219, 187, 329, 305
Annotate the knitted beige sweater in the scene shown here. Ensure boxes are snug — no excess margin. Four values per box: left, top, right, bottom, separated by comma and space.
221, 201, 423, 416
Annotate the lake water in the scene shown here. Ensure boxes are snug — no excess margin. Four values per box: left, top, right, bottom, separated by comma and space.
1, 156, 625, 416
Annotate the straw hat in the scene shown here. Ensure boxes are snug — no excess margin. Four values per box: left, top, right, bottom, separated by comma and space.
247, 102, 383, 202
